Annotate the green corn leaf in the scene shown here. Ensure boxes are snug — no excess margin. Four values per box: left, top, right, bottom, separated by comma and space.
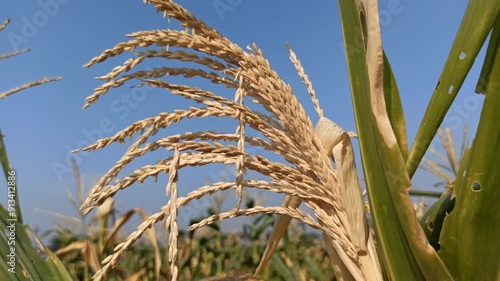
383, 52, 408, 160
406, 0, 500, 178
0, 134, 71, 281
0, 131, 23, 224
338, 1, 417, 278
476, 14, 500, 94
338, 0, 452, 279
0, 204, 72, 281
439, 25, 500, 279
419, 190, 455, 251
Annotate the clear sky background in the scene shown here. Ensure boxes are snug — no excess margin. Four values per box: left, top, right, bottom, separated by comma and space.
0, 0, 485, 234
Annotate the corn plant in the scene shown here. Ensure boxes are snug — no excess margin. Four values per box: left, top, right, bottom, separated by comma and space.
78, 0, 500, 280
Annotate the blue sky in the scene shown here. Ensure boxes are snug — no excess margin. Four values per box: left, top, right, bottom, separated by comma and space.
0, 0, 485, 233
